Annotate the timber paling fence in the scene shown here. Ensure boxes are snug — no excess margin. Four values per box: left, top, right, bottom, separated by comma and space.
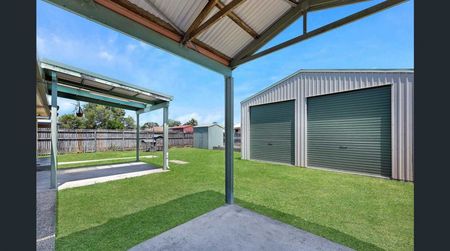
37, 128, 193, 155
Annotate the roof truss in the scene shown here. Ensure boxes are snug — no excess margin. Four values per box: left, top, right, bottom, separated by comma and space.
183, 0, 246, 44
182, 0, 219, 44
231, 0, 405, 67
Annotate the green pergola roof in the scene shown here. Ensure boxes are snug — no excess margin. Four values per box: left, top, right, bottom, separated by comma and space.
40, 58, 172, 111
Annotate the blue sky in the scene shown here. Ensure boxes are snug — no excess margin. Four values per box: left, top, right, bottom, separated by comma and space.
37, 0, 413, 126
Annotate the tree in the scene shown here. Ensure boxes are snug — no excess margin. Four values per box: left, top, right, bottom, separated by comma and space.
123, 115, 136, 129
58, 114, 85, 129
141, 122, 159, 130
183, 118, 198, 126
81, 103, 135, 129
168, 119, 181, 127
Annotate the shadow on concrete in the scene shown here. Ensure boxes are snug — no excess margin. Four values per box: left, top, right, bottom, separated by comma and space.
56, 190, 382, 251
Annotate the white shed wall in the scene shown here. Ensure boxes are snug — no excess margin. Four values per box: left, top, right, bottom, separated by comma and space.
241, 70, 414, 181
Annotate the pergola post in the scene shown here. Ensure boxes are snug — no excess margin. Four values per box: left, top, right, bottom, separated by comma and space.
163, 105, 169, 170
225, 75, 234, 204
50, 72, 58, 189
136, 112, 140, 161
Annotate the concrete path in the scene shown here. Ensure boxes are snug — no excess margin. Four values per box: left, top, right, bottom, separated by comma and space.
130, 204, 353, 251
36, 171, 56, 251
169, 160, 188, 165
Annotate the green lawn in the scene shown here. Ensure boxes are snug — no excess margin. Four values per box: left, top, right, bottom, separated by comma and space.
56, 148, 413, 251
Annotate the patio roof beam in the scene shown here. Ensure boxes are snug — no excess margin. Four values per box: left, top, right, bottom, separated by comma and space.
230, 1, 306, 66
231, 0, 406, 67
48, 84, 147, 110
182, 0, 218, 44
216, 0, 259, 39
282, 0, 299, 7
183, 0, 246, 43
136, 101, 169, 115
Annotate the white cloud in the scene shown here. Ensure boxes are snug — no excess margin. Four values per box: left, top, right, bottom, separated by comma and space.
98, 51, 114, 61
174, 112, 223, 125
175, 112, 201, 124
201, 113, 223, 125
127, 43, 137, 52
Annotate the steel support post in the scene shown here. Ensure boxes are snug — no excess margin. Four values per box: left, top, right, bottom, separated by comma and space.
163, 106, 169, 170
136, 112, 140, 161
50, 72, 58, 189
225, 75, 234, 204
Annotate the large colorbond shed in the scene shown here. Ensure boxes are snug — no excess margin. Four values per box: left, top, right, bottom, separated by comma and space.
194, 124, 225, 150
241, 70, 414, 181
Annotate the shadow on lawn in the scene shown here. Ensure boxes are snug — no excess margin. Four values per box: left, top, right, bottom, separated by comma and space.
57, 190, 382, 251
57, 190, 224, 250
236, 199, 383, 251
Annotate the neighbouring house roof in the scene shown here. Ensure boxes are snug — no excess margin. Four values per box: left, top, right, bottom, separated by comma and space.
144, 126, 164, 133
170, 125, 193, 129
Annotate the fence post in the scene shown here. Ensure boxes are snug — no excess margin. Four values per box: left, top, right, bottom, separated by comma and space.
94, 130, 97, 152
122, 130, 125, 151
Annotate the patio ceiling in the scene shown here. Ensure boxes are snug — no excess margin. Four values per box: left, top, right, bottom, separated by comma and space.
36, 61, 50, 117
43, 0, 405, 75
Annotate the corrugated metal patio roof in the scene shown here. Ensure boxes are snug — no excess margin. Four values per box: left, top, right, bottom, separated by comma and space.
43, 0, 406, 75
39, 58, 172, 110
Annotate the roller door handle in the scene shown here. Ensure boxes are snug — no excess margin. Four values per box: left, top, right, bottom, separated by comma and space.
268, 143, 273, 146
339, 146, 348, 149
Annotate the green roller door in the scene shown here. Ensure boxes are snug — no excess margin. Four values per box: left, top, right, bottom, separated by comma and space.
250, 100, 295, 164
307, 86, 391, 177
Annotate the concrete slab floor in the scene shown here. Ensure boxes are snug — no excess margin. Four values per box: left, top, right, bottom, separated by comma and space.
38, 162, 165, 190
129, 204, 353, 251
58, 155, 157, 166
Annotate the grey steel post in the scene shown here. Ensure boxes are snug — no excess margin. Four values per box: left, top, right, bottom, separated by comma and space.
136, 112, 140, 161
163, 105, 169, 170
50, 72, 58, 189
225, 75, 234, 204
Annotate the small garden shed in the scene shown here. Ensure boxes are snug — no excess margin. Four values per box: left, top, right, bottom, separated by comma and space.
193, 123, 224, 150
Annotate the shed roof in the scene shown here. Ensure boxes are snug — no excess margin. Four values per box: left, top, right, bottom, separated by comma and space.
43, 0, 405, 75
40, 58, 172, 110
241, 68, 414, 103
